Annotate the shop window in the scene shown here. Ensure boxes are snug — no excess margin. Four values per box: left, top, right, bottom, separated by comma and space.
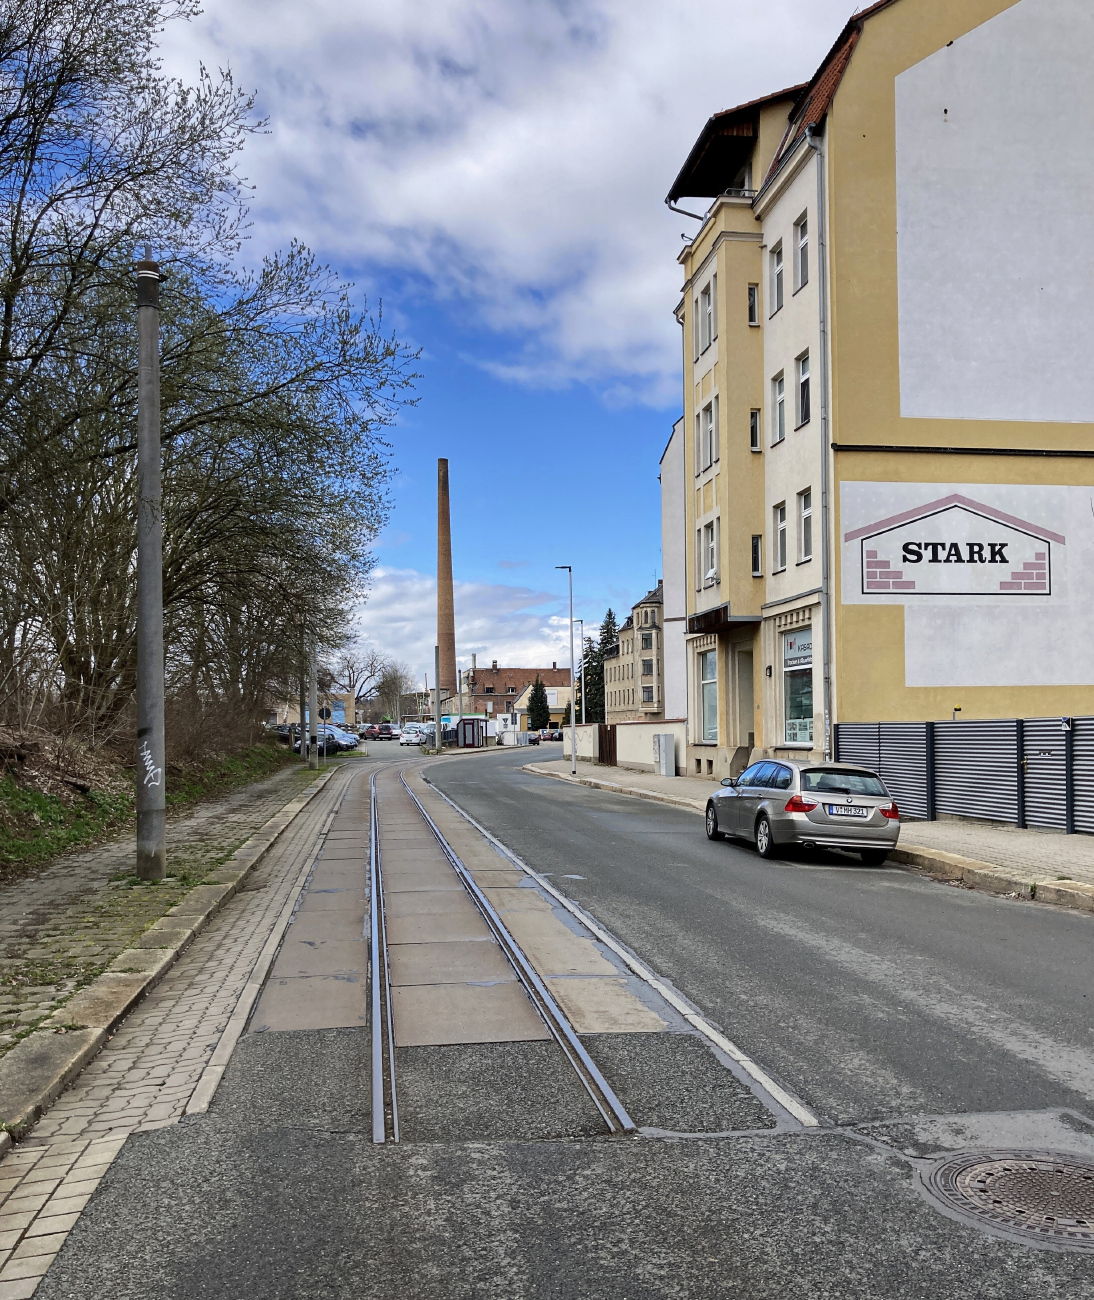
700, 649, 718, 743
782, 627, 813, 744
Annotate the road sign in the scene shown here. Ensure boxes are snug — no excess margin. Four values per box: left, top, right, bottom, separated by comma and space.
319, 707, 331, 720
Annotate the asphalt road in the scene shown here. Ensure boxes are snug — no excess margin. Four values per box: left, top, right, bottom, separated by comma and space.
32, 747, 1094, 1298
430, 749, 1094, 1126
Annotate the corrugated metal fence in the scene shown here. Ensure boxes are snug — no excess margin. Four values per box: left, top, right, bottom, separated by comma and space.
834, 716, 1091, 832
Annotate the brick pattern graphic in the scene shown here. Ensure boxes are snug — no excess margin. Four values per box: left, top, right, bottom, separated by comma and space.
1000, 551, 1048, 593
863, 549, 916, 592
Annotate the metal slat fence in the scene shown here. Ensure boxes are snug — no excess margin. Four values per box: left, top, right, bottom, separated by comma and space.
835, 715, 1092, 832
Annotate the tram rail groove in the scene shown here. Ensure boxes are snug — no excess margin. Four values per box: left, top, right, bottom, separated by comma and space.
397, 768, 636, 1136
369, 770, 399, 1143
420, 769, 820, 1130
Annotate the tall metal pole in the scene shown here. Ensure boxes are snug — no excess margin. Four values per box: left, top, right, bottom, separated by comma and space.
577, 619, 586, 725
308, 642, 319, 770
433, 644, 441, 752
557, 566, 576, 775
135, 252, 165, 881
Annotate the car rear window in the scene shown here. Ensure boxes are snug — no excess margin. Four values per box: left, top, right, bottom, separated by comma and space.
802, 769, 887, 796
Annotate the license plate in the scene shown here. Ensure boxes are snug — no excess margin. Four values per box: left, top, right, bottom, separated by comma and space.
827, 804, 869, 818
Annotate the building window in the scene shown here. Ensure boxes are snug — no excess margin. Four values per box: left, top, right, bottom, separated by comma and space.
782, 627, 813, 744
771, 243, 783, 313
642, 686, 654, 703
795, 214, 808, 289
641, 632, 652, 650
750, 409, 761, 451
797, 353, 810, 426
484, 686, 494, 694
693, 295, 700, 361
703, 521, 717, 584
751, 534, 763, 576
774, 503, 787, 572
700, 649, 718, 742
694, 411, 702, 476
642, 659, 653, 677
773, 375, 785, 444
698, 276, 717, 351
747, 284, 759, 326
798, 489, 812, 562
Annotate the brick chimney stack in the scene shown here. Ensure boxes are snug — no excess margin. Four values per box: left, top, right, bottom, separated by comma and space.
437, 458, 457, 695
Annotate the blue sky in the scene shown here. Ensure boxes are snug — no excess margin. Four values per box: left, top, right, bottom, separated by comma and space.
162, 0, 855, 679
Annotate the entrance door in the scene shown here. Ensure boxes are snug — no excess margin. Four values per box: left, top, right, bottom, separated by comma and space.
598, 724, 617, 767
736, 650, 754, 749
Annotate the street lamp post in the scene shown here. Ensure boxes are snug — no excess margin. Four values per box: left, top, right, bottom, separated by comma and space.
556, 566, 576, 775
135, 251, 166, 881
576, 618, 586, 726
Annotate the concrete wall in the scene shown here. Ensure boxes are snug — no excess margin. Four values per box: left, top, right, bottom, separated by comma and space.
564, 720, 687, 775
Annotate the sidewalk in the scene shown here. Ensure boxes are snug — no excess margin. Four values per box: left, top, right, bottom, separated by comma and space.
527, 759, 1094, 909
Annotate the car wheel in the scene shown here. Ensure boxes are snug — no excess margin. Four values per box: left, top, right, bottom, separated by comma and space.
859, 849, 889, 866
755, 814, 776, 859
705, 803, 724, 841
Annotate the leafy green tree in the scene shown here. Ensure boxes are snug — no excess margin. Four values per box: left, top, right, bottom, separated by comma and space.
579, 609, 617, 724
527, 676, 551, 730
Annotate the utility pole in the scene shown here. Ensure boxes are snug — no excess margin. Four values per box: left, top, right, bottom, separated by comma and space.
308, 642, 319, 770
556, 566, 576, 775
135, 251, 165, 881
577, 618, 586, 725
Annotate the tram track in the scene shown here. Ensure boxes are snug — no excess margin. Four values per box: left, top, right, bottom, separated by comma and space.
367, 761, 635, 1142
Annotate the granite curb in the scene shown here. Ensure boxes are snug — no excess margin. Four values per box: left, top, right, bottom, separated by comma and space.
524, 764, 1094, 918
0, 767, 336, 1142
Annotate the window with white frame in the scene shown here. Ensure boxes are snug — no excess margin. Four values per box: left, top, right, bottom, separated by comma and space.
641, 632, 652, 650
798, 488, 812, 562
750, 409, 761, 451
794, 214, 809, 290
698, 276, 717, 352
703, 520, 717, 584
751, 534, 762, 576
700, 649, 718, 742
642, 686, 654, 703
773, 374, 785, 444
693, 411, 702, 475
747, 284, 759, 326
641, 659, 653, 677
797, 353, 810, 426
702, 403, 712, 469
771, 243, 783, 313
693, 295, 700, 360
774, 503, 787, 572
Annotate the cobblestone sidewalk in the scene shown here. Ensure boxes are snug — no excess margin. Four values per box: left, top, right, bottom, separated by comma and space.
0, 763, 322, 1057
532, 758, 1094, 888
0, 762, 359, 1296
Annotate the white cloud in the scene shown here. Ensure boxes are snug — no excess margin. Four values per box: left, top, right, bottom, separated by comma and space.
162, 0, 853, 404
354, 565, 594, 682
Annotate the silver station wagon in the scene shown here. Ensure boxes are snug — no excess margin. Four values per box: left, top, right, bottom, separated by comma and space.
705, 759, 900, 865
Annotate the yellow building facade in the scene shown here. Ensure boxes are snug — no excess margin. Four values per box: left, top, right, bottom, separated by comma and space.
669, 0, 1094, 780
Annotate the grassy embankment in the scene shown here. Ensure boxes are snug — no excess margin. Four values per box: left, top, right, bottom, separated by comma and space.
0, 742, 302, 879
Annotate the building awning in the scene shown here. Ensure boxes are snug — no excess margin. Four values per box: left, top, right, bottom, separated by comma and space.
687, 605, 762, 635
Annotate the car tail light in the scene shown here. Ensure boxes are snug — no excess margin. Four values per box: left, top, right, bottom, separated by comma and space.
784, 795, 819, 813
881, 802, 899, 820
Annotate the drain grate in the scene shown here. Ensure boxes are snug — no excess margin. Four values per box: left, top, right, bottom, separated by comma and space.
925, 1151, 1094, 1252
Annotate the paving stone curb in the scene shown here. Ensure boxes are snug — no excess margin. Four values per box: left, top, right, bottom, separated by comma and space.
525, 765, 1094, 918
0, 767, 335, 1142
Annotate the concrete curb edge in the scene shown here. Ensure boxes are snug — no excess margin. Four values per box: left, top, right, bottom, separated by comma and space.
523, 765, 1094, 917
0, 765, 337, 1142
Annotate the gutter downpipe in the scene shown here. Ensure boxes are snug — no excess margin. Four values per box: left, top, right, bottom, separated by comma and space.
806, 123, 833, 762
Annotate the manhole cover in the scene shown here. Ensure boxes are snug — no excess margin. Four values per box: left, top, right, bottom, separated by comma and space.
925, 1151, 1094, 1252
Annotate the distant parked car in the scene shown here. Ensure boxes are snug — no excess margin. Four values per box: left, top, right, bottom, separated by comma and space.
293, 725, 358, 754
526, 731, 540, 745
704, 760, 899, 864
275, 724, 295, 745
377, 723, 395, 740
399, 724, 423, 746
363, 724, 380, 740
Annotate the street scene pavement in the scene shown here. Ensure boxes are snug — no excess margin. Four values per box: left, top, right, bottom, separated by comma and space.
1, 748, 1091, 1298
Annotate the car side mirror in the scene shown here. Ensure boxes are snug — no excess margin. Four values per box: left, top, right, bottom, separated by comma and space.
721, 776, 736, 787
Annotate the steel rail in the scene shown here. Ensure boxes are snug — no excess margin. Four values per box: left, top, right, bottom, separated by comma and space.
369, 771, 399, 1142
398, 769, 635, 1136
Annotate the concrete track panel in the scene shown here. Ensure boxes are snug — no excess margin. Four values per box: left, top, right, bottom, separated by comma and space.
391, 982, 548, 1046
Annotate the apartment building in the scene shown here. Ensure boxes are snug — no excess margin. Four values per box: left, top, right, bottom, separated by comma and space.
667, 0, 1094, 780
605, 582, 666, 724
462, 659, 570, 717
